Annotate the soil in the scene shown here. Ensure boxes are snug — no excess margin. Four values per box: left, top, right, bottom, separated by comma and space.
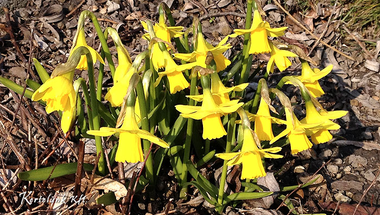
1, 0, 380, 214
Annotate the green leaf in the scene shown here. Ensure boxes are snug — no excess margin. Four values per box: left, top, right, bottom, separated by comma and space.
241, 181, 263, 192
33, 58, 50, 83
195, 150, 215, 168
18, 163, 94, 181
167, 145, 183, 157
183, 181, 218, 205
26, 79, 41, 91
225, 191, 273, 203
280, 176, 320, 192
186, 162, 218, 198
0, 76, 34, 99
96, 192, 118, 206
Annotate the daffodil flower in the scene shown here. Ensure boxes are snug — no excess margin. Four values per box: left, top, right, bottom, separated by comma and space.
254, 97, 275, 141
32, 73, 76, 133
295, 61, 333, 98
141, 17, 184, 70
105, 46, 133, 107
176, 88, 243, 140
216, 126, 282, 179
175, 33, 231, 72
233, 10, 287, 54
87, 104, 169, 163
267, 42, 298, 73
188, 73, 248, 105
270, 108, 322, 154
71, 28, 104, 70
301, 101, 347, 144
155, 50, 198, 94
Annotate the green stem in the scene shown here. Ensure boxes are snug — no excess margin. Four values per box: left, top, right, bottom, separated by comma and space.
216, 112, 237, 211
77, 78, 94, 130
250, 80, 262, 114
86, 51, 106, 175
180, 69, 198, 199
85, 11, 116, 76
238, 0, 253, 85
97, 50, 105, 100
136, 80, 154, 183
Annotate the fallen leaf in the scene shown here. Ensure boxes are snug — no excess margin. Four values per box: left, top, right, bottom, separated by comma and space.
93, 175, 128, 200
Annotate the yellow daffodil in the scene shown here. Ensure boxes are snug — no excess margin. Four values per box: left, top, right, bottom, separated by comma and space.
175, 33, 231, 72
254, 97, 274, 141
71, 28, 104, 70
295, 61, 333, 97
216, 126, 282, 179
105, 46, 133, 107
87, 104, 169, 163
301, 101, 347, 144
176, 88, 243, 140
188, 73, 248, 105
155, 50, 198, 94
270, 108, 322, 154
233, 10, 287, 54
141, 17, 184, 70
267, 42, 298, 73
32, 73, 76, 133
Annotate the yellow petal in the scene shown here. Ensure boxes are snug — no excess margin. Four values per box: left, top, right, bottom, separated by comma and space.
215, 152, 240, 161
116, 132, 143, 163
289, 132, 313, 154
241, 152, 266, 179
311, 129, 332, 144
202, 114, 226, 139
136, 130, 169, 148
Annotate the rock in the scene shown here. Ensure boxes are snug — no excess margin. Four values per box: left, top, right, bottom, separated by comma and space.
362, 170, 376, 181
361, 128, 373, 140
343, 166, 351, 173
331, 180, 363, 191
348, 155, 368, 168
327, 164, 339, 176
334, 191, 351, 203
319, 149, 332, 160
336, 173, 342, 179
107, 0, 120, 13
294, 166, 305, 174
333, 158, 343, 165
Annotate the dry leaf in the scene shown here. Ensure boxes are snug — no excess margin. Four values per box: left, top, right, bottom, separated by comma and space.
244, 173, 280, 209
93, 175, 128, 200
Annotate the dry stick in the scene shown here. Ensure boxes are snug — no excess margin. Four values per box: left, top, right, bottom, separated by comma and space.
308, 0, 337, 56
353, 166, 380, 215
2, 8, 27, 63
127, 142, 155, 215
276, 159, 332, 211
74, 140, 85, 197
66, 0, 86, 18
342, 25, 373, 59
272, 0, 354, 61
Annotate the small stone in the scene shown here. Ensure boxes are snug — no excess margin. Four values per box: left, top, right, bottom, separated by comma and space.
107, 0, 120, 13
372, 95, 379, 101
327, 164, 339, 175
361, 128, 373, 140
294, 166, 305, 174
334, 191, 351, 203
346, 191, 354, 198
348, 155, 368, 168
331, 180, 363, 191
362, 170, 376, 181
138, 203, 145, 210
336, 173, 342, 179
319, 149, 332, 160
343, 166, 351, 173
333, 158, 343, 165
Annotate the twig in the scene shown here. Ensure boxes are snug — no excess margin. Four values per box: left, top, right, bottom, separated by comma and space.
342, 25, 373, 60
74, 140, 85, 196
353, 166, 380, 215
66, 0, 86, 18
1, 8, 27, 63
97, 18, 120, 24
276, 159, 332, 210
308, 0, 337, 56
272, 0, 355, 61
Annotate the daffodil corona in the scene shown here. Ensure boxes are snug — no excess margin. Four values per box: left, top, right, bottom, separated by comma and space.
32, 73, 76, 133
234, 10, 287, 54
254, 97, 275, 141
